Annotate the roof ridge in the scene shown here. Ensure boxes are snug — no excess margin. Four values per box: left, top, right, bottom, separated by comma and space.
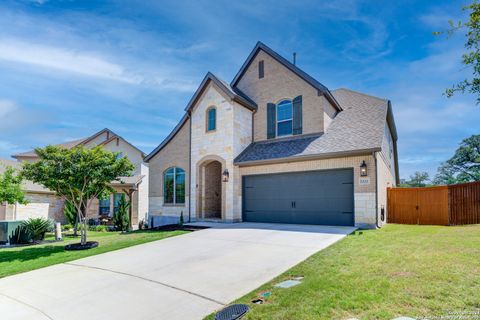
333, 88, 388, 103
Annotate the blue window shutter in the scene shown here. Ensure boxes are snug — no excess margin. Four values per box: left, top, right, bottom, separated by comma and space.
292, 95, 302, 135
267, 102, 276, 139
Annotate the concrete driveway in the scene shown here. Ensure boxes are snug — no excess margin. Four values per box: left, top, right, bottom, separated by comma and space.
0, 222, 355, 320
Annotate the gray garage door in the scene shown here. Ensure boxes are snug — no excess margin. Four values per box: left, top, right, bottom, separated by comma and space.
243, 169, 354, 226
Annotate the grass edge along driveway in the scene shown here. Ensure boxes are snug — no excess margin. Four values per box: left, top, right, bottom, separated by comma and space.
0, 229, 187, 279
206, 224, 480, 320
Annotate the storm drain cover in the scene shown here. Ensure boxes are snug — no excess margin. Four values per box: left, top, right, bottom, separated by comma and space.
274, 279, 302, 288
215, 304, 249, 320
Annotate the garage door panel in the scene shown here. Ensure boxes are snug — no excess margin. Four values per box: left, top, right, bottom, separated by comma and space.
243, 169, 354, 226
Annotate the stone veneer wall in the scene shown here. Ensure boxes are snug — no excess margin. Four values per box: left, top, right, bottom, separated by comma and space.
376, 152, 396, 227
190, 82, 253, 222
238, 154, 378, 228
235, 49, 335, 142
15, 193, 65, 222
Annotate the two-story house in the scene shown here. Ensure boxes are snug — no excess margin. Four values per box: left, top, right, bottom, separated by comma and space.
145, 42, 399, 228
2, 128, 149, 228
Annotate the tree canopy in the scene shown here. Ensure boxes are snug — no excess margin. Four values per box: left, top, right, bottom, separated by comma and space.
21, 145, 134, 245
399, 171, 430, 187
437, 2, 480, 103
0, 167, 27, 205
434, 134, 480, 184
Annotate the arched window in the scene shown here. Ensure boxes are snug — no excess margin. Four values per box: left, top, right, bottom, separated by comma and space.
276, 99, 293, 136
207, 107, 216, 132
163, 167, 185, 204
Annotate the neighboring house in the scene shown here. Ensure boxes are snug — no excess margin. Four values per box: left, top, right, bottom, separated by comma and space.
0, 158, 64, 222
1, 129, 149, 228
146, 42, 399, 229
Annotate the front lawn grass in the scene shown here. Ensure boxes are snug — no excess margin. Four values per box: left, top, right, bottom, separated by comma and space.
207, 224, 480, 320
0, 229, 187, 279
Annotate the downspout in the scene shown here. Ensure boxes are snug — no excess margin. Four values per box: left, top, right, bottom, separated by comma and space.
373, 151, 381, 228
188, 112, 192, 223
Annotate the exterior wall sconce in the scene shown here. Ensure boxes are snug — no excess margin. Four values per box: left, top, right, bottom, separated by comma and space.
222, 169, 230, 182
360, 160, 368, 176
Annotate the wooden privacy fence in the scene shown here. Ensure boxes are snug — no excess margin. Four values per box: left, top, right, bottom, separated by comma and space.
387, 181, 480, 225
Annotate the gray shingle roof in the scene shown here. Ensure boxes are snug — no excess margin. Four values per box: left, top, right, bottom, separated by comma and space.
12, 138, 87, 158
234, 88, 389, 165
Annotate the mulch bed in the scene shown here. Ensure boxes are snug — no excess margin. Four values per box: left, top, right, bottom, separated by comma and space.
151, 224, 210, 232
65, 241, 99, 251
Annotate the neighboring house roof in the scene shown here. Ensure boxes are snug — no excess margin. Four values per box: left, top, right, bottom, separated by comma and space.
185, 72, 257, 112
230, 41, 343, 112
111, 175, 145, 188
0, 158, 53, 194
234, 88, 392, 165
12, 128, 146, 159
12, 138, 87, 158
145, 72, 257, 162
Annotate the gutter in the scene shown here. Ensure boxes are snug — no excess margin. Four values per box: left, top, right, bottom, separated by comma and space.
373, 151, 380, 228
235, 148, 381, 167
188, 112, 192, 223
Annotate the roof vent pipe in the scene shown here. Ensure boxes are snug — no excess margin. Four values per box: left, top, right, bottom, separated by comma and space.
293, 52, 296, 65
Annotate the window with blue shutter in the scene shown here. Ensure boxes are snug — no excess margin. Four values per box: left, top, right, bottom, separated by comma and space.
292, 95, 303, 135
276, 100, 293, 136
267, 102, 276, 139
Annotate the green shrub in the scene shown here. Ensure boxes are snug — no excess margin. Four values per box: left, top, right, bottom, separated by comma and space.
63, 223, 72, 231
21, 218, 54, 243
10, 225, 33, 244
64, 200, 77, 226
113, 194, 130, 232
95, 225, 108, 232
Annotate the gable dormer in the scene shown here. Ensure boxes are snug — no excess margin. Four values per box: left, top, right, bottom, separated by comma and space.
231, 42, 341, 142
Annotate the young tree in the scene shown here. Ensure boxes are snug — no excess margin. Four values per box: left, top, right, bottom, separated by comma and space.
0, 167, 27, 205
436, 2, 480, 103
434, 134, 480, 184
22, 145, 134, 246
113, 194, 130, 232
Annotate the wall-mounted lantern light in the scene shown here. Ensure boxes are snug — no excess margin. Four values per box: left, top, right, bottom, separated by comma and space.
360, 160, 368, 176
222, 169, 230, 182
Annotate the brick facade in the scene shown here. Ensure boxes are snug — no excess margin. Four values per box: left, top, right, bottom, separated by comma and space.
235, 50, 335, 142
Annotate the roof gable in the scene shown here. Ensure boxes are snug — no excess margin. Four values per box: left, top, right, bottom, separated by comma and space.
185, 72, 257, 113
12, 128, 146, 159
231, 41, 342, 111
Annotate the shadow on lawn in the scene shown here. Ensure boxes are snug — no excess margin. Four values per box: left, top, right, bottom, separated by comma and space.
0, 245, 65, 263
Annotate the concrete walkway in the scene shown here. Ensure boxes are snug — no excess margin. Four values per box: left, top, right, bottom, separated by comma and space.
0, 222, 355, 320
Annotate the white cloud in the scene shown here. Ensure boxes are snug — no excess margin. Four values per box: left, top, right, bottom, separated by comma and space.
0, 39, 142, 84
0, 100, 17, 117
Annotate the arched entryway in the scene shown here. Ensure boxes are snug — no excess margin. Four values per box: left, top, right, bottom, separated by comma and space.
196, 156, 225, 220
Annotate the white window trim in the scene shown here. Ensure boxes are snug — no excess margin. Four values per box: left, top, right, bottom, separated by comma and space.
276, 100, 293, 137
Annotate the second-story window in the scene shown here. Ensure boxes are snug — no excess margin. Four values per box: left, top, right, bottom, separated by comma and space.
276, 100, 293, 136
207, 107, 216, 132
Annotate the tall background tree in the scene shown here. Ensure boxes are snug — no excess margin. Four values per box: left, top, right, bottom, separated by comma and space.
400, 171, 431, 187
22, 145, 134, 246
436, 1, 480, 102
434, 134, 480, 184
0, 167, 27, 206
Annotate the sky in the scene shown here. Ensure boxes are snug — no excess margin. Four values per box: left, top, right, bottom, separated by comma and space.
0, 0, 478, 181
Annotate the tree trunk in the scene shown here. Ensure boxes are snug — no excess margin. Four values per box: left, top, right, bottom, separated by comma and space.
73, 213, 79, 237
78, 207, 87, 246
